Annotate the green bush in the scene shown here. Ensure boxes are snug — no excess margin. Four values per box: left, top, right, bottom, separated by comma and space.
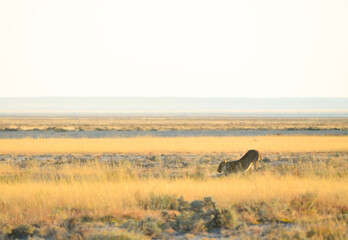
9, 224, 35, 239
88, 230, 147, 240
174, 197, 238, 233
121, 217, 162, 237
136, 193, 178, 210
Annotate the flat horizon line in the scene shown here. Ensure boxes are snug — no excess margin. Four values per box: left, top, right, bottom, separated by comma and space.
1, 97, 348, 99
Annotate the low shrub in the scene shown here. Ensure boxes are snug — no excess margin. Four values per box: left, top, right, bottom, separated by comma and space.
174, 197, 238, 233
136, 193, 178, 210
87, 230, 147, 240
8, 224, 36, 239
121, 217, 162, 237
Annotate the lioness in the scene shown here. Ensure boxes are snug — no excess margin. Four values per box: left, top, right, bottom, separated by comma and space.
217, 150, 261, 174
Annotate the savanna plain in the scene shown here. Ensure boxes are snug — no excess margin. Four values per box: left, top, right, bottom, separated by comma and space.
0, 117, 347, 240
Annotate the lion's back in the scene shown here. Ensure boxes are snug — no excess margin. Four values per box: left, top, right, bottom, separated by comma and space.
243, 150, 260, 160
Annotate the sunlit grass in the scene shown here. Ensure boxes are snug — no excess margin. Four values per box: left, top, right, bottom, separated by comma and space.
0, 136, 347, 154
0, 157, 347, 226
1, 174, 347, 225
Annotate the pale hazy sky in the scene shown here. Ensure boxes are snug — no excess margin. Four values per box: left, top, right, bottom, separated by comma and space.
1, 0, 347, 98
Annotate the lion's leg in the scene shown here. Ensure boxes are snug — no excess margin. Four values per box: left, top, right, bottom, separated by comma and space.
244, 162, 254, 173
255, 155, 262, 170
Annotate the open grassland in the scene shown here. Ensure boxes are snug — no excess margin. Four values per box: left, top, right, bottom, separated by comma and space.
1, 116, 347, 131
0, 136, 347, 154
0, 152, 347, 239
1, 117, 347, 239
1, 174, 347, 224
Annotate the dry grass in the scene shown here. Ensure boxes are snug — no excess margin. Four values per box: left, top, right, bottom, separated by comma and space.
1, 116, 347, 238
0, 136, 347, 154
0, 171, 347, 225
0, 154, 347, 226
1, 116, 347, 131
0, 153, 347, 239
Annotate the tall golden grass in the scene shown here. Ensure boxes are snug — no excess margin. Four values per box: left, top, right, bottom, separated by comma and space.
0, 136, 347, 154
1, 174, 347, 225
0, 153, 347, 226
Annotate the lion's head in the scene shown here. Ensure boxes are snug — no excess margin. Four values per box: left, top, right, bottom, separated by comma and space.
217, 160, 227, 173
